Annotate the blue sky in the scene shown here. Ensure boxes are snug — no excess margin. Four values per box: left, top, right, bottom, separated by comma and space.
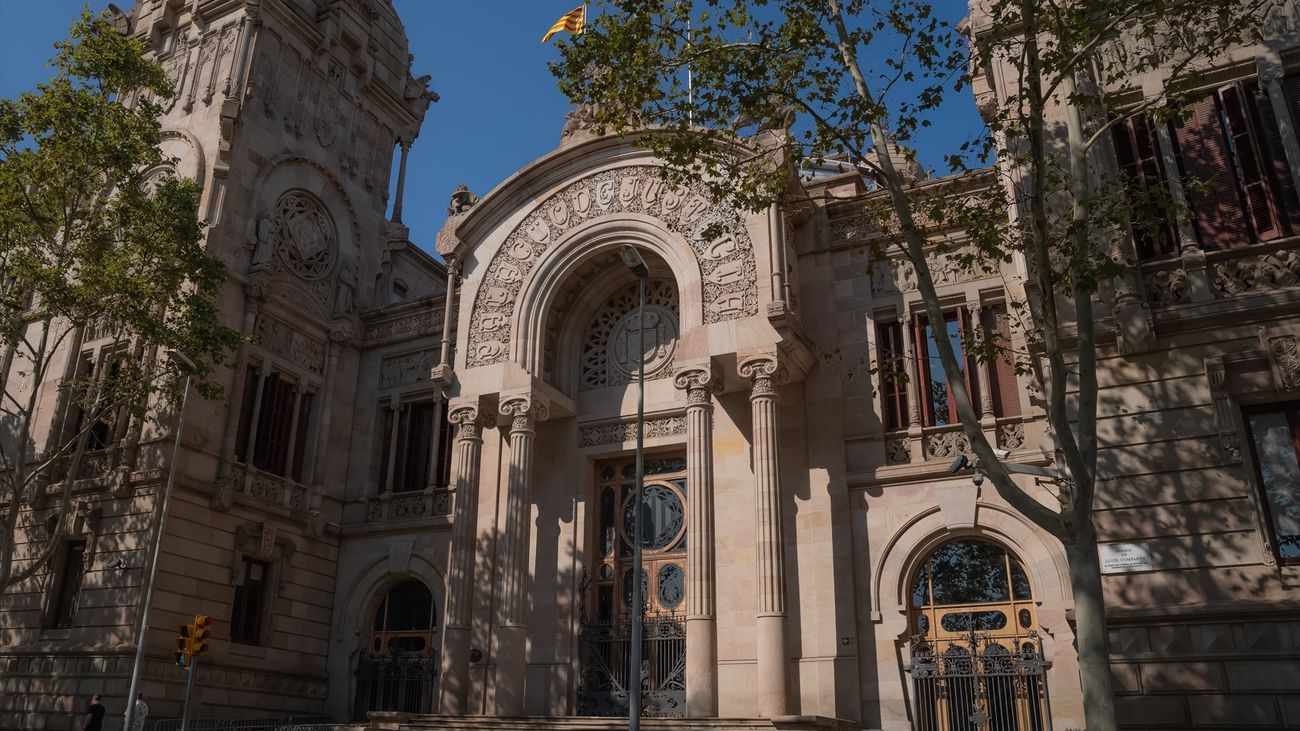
1, 2, 981, 255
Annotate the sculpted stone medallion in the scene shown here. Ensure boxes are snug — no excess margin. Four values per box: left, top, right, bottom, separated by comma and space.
610, 307, 677, 378
582, 280, 679, 390
274, 191, 337, 281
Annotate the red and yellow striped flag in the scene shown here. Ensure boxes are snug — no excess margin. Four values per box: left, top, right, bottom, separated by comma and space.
542, 5, 585, 43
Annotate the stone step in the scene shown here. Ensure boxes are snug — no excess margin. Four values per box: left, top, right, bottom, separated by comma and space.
370, 714, 859, 731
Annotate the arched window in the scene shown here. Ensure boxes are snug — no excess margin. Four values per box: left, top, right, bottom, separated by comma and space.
355, 579, 437, 718
907, 539, 1048, 731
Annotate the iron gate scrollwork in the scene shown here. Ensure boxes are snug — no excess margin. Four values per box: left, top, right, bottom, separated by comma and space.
907, 631, 1052, 731
353, 651, 437, 718
577, 614, 686, 717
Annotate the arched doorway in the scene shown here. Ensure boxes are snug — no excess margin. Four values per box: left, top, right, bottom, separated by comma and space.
906, 538, 1049, 731
354, 579, 438, 718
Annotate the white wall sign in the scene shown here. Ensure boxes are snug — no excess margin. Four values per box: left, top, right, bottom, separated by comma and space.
1099, 542, 1154, 574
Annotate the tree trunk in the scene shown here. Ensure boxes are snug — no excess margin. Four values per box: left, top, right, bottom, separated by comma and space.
1063, 525, 1119, 731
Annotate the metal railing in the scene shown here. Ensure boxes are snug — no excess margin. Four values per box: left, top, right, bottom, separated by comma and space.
907, 631, 1052, 731
353, 651, 438, 716
151, 716, 328, 731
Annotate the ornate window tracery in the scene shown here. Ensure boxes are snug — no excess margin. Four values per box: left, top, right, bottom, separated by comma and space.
580, 280, 679, 390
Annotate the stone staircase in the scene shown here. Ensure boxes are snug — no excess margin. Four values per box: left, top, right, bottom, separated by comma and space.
368, 714, 861, 731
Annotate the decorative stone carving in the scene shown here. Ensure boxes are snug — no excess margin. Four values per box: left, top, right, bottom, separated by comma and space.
674, 363, 722, 403
500, 395, 549, 433
829, 214, 883, 241
467, 165, 759, 367
255, 315, 325, 375
996, 422, 1025, 452
870, 249, 997, 295
1213, 250, 1300, 298
450, 402, 494, 442
578, 414, 688, 447
367, 489, 453, 522
923, 429, 970, 461
885, 437, 910, 465
738, 354, 787, 398
1204, 357, 1243, 464
582, 280, 679, 390
1267, 334, 1300, 392
333, 259, 357, 316
1143, 266, 1190, 308
272, 191, 338, 281
363, 309, 444, 344
379, 350, 438, 389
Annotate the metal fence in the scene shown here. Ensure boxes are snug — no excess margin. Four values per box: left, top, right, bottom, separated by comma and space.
576, 614, 686, 718
151, 716, 328, 731
907, 632, 1052, 731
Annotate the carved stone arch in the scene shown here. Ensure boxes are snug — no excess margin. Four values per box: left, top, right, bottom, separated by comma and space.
871, 502, 1072, 630
158, 128, 206, 186
463, 164, 759, 370
329, 548, 447, 718
250, 154, 362, 248
518, 215, 700, 387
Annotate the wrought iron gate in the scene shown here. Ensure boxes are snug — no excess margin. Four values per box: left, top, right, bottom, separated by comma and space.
907, 631, 1052, 731
353, 651, 437, 718
576, 614, 686, 717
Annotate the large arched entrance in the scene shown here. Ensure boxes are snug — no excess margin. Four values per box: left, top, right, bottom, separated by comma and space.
906, 538, 1050, 731
353, 579, 438, 718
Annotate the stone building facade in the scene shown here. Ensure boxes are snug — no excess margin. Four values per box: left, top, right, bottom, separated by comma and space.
2, 1, 1300, 730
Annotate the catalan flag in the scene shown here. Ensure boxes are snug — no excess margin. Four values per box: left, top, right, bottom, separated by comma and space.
543, 5, 585, 43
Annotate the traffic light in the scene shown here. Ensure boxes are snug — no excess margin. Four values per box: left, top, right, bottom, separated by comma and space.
175, 624, 192, 666
191, 614, 212, 656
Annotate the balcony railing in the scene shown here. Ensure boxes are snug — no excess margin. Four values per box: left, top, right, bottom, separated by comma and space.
365, 487, 453, 523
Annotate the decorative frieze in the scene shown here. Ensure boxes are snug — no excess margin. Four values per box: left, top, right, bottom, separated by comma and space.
1212, 250, 1300, 298
830, 214, 883, 241
379, 350, 438, 389
255, 315, 326, 375
363, 309, 444, 344
923, 428, 970, 461
578, 414, 688, 447
467, 165, 760, 367
870, 249, 998, 295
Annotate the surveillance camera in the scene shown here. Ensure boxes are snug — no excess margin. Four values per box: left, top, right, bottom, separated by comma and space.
972, 470, 985, 487
991, 447, 1010, 460
106, 558, 126, 571
947, 454, 969, 474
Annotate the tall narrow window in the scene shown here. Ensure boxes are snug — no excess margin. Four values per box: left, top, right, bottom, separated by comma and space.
915, 310, 974, 427
1170, 81, 1297, 250
236, 368, 313, 481
876, 320, 909, 431
1245, 404, 1300, 565
231, 558, 269, 644
50, 540, 87, 628
1112, 113, 1178, 260
377, 400, 445, 493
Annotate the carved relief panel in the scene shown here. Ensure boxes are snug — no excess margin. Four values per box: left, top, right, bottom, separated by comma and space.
581, 280, 679, 390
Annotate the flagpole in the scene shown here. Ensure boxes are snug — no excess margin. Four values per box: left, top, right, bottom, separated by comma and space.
686, 14, 694, 126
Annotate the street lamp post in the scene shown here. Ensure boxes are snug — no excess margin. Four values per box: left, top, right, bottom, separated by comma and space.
618, 245, 649, 731
124, 349, 194, 731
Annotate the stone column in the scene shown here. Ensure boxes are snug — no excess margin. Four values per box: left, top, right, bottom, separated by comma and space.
493, 394, 548, 716
900, 312, 925, 464
674, 364, 720, 717
968, 303, 996, 425
438, 400, 494, 715
1259, 56, 1300, 196
738, 354, 789, 718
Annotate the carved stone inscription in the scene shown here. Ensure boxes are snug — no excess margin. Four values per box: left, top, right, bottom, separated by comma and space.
467, 165, 759, 367
380, 350, 438, 389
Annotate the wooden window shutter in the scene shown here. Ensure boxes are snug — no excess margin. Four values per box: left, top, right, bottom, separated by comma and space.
1173, 93, 1250, 250
1252, 83, 1299, 236
876, 321, 908, 431
1218, 83, 1285, 241
982, 306, 1021, 419
1112, 114, 1178, 259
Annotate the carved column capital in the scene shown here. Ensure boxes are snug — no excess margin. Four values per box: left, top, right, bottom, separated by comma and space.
499, 395, 549, 433
738, 354, 787, 400
449, 401, 494, 441
674, 363, 722, 405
